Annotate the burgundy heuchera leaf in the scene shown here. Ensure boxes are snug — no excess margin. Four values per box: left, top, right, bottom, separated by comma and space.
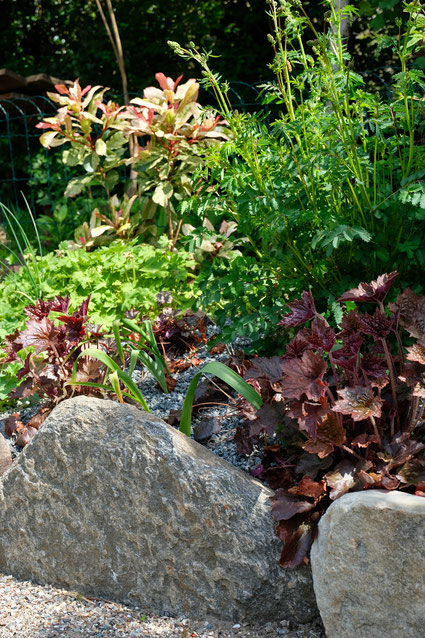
399, 363, 425, 398
331, 334, 363, 372
249, 402, 287, 437
279, 291, 317, 328
244, 356, 284, 384
337, 272, 398, 304
288, 476, 326, 499
276, 515, 316, 568
19, 317, 61, 354
271, 489, 316, 521
278, 351, 327, 401
389, 288, 425, 340
360, 352, 389, 387
283, 334, 312, 359
303, 412, 346, 458
359, 308, 394, 339
332, 385, 383, 421
24, 298, 55, 319
287, 396, 330, 439
298, 315, 336, 353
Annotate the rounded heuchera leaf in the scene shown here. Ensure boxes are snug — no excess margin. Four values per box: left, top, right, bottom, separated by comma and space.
332, 385, 383, 421
406, 343, 425, 365
244, 356, 285, 385
278, 351, 328, 401
288, 476, 326, 499
298, 315, 336, 353
276, 515, 316, 568
324, 460, 357, 500
399, 363, 425, 398
389, 288, 425, 339
303, 412, 346, 458
287, 396, 330, 439
19, 317, 61, 354
270, 489, 316, 521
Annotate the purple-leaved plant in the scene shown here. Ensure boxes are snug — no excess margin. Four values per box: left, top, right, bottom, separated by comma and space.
237, 273, 425, 567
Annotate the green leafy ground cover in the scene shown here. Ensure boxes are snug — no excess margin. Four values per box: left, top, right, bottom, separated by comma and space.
0, 238, 197, 339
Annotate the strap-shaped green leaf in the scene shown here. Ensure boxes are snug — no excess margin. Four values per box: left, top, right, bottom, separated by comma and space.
113, 320, 125, 366
72, 347, 150, 412
121, 317, 170, 376
137, 350, 169, 394
109, 370, 124, 403
179, 361, 262, 437
129, 348, 140, 377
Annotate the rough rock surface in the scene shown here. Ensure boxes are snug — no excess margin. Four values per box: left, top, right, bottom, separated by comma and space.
0, 396, 317, 624
311, 490, 425, 638
0, 435, 12, 477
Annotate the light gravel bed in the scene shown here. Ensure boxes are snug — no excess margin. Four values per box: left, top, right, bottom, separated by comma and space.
0, 574, 324, 638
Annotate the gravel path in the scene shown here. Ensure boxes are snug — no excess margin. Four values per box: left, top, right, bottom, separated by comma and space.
0, 574, 325, 638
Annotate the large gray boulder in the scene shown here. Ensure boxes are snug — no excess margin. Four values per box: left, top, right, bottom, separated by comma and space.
0, 435, 12, 476
311, 490, 425, 638
0, 396, 317, 623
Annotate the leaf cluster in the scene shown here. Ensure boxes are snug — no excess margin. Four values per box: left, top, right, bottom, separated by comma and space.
177, 0, 425, 344
0, 238, 197, 339
3, 295, 108, 444
237, 272, 425, 567
36, 75, 229, 244
1, 297, 173, 445
1, 295, 262, 454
